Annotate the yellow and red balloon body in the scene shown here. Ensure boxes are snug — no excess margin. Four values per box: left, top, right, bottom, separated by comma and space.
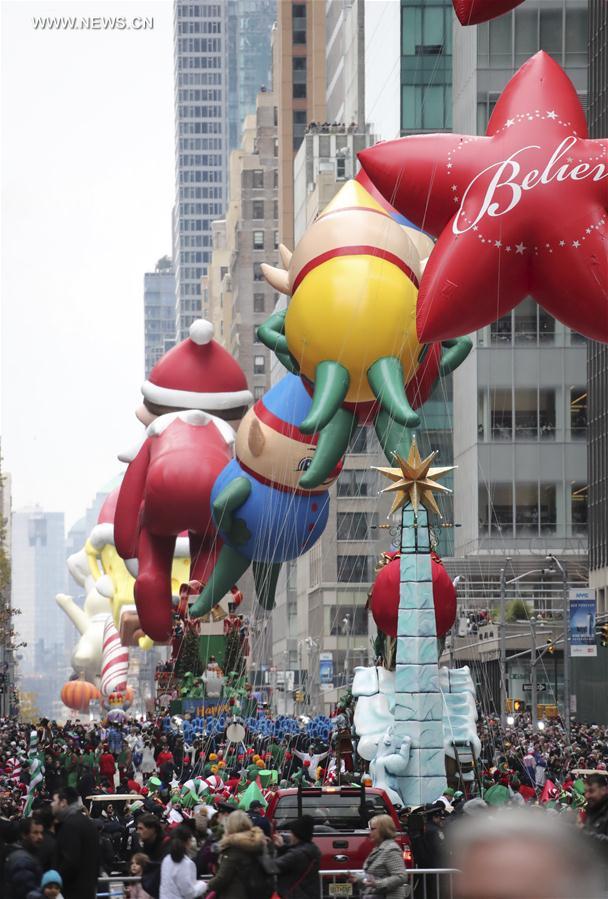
61, 680, 100, 713
280, 179, 423, 407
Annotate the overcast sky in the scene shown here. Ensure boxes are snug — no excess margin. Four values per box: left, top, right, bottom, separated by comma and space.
1, 0, 175, 530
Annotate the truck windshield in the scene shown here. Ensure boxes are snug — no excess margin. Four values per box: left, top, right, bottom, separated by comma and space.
272, 793, 390, 831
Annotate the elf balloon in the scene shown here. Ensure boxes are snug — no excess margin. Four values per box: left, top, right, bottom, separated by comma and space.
259, 179, 472, 480
189, 375, 343, 619
452, 0, 524, 25
359, 52, 608, 345
114, 410, 235, 642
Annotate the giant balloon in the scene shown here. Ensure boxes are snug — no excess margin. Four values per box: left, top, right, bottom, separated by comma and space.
259, 179, 472, 481
189, 374, 343, 619
114, 410, 235, 642
61, 680, 100, 713
452, 0, 524, 25
359, 52, 608, 345
369, 552, 457, 639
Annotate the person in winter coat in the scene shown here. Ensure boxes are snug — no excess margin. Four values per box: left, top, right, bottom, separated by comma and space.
159, 825, 206, 899
4, 816, 44, 899
26, 868, 65, 899
583, 773, 608, 852
205, 809, 268, 899
51, 787, 101, 899
271, 815, 321, 899
353, 815, 410, 899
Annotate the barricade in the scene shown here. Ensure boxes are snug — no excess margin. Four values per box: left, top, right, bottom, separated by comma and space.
320, 868, 459, 899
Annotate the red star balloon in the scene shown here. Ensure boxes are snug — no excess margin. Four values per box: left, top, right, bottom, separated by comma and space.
358, 52, 608, 344
453, 0, 524, 26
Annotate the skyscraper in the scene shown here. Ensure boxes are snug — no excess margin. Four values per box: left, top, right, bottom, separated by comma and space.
588, 0, 608, 614
11, 507, 67, 716
144, 257, 176, 377
275, 0, 327, 251
173, 1, 275, 340
449, 2, 589, 710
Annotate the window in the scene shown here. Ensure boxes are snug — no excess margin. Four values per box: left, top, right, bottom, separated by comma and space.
273, 231, 279, 249
253, 385, 265, 400
491, 314, 512, 344
252, 169, 264, 188
253, 262, 264, 281
337, 512, 376, 541
515, 483, 539, 535
337, 556, 373, 583
336, 157, 346, 179
253, 230, 264, 249
253, 325, 261, 344
570, 388, 587, 438
293, 83, 307, 99
349, 427, 368, 454
252, 200, 264, 219
571, 483, 587, 535
337, 470, 377, 498
254, 355, 266, 374
490, 483, 513, 535
490, 389, 512, 440
253, 293, 265, 313
329, 605, 368, 636
514, 388, 538, 440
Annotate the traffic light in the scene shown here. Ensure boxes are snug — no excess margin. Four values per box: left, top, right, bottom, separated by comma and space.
600, 624, 608, 647
546, 639, 555, 655
294, 690, 304, 703
513, 699, 525, 713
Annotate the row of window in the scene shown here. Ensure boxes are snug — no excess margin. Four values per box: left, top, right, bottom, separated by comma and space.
178, 154, 223, 167
178, 55, 222, 70
179, 264, 209, 280
177, 38, 222, 53
176, 5, 222, 18
179, 138, 222, 151
178, 105, 223, 119
336, 557, 378, 585
478, 387, 587, 442
180, 250, 209, 263
249, 200, 278, 220
176, 73, 223, 87
179, 170, 223, 184
180, 218, 212, 230
180, 235, 210, 248
478, 482, 587, 537
179, 121, 224, 135
177, 20, 221, 34
337, 512, 379, 542
177, 89, 222, 103
252, 230, 279, 250
242, 169, 273, 189
179, 186, 224, 200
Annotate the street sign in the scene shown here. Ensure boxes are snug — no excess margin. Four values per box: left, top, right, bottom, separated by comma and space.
522, 683, 547, 692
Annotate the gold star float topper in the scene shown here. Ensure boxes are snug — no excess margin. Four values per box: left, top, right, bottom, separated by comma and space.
373, 436, 455, 517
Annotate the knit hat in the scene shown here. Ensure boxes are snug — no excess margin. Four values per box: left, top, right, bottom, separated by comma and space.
286, 815, 315, 843
41, 870, 63, 888
141, 319, 252, 419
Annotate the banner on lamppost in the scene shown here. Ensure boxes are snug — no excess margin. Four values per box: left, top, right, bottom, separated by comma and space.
569, 589, 597, 658
319, 652, 334, 690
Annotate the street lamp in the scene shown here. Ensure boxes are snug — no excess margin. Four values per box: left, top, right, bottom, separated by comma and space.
546, 554, 570, 739
342, 614, 352, 686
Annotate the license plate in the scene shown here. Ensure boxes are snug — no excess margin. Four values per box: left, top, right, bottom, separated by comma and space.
328, 885, 353, 897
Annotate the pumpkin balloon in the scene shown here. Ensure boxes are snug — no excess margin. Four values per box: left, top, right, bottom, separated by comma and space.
61, 680, 100, 713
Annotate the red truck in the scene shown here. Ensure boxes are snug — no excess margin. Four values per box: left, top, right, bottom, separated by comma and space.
265, 785, 412, 898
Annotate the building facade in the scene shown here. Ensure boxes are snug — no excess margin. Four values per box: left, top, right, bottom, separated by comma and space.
588, 0, 608, 613
325, 0, 365, 126
144, 257, 176, 377
275, 0, 327, 251
11, 508, 67, 717
173, 1, 275, 340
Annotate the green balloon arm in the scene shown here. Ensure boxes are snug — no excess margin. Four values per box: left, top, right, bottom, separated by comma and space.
374, 409, 413, 462
439, 336, 473, 376
189, 545, 251, 618
276, 350, 300, 375
299, 360, 350, 434
368, 357, 420, 428
211, 478, 252, 536
257, 311, 289, 355
252, 560, 282, 611
298, 408, 355, 489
